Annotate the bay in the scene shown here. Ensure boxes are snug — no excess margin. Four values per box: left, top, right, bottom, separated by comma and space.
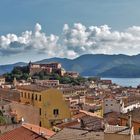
101, 78, 140, 88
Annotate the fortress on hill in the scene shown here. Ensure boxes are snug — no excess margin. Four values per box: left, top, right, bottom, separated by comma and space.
28, 61, 79, 78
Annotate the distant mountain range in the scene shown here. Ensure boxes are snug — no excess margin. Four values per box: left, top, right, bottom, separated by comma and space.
0, 62, 27, 75
1, 54, 140, 78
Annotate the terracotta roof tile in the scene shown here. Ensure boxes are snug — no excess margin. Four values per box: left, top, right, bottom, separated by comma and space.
72, 112, 86, 119
0, 126, 47, 140
22, 123, 55, 139
56, 120, 79, 129
0, 89, 20, 102
17, 84, 48, 92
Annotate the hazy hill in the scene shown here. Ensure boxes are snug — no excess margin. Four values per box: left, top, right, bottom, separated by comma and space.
1, 54, 140, 77
0, 62, 27, 75
98, 64, 140, 78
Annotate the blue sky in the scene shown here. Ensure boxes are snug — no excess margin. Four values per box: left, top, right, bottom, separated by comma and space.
1, 0, 140, 34
1, 0, 140, 64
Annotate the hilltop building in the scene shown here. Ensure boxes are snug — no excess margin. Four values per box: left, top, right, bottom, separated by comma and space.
28, 61, 79, 78
29, 61, 65, 76
64, 71, 79, 78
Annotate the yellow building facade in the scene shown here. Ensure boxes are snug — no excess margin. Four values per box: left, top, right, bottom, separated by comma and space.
18, 85, 71, 128
94, 107, 103, 117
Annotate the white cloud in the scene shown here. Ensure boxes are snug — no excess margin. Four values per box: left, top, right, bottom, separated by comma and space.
0, 23, 60, 57
1, 23, 140, 58
63, 23, 140, 56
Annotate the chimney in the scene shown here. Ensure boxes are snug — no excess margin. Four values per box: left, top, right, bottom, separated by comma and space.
128, 115, 132, 128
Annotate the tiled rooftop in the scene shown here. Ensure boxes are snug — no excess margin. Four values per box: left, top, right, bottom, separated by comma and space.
120, 108, 140, 123
0, 89, 20, 102
104, 112, 120, 125
0, 126, 47, 140
104, 124, 131, 135
72, 112, 87, 119
49, 128, 104, 140
0, 99, 11, 106
22, 123, 55, 139
56, 120, 79, 129
69, 115, 104, 131
17, 84, 48, 92
124, 100, 140, 107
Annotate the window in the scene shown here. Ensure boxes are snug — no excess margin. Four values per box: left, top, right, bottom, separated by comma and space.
21, 92, 23, 97
139, 128, 140, 134
39, 95, 41, 101
111, 104, 113, 106
25, 92, 26, 98
28, 93, 30, 99
1, 106, 4, 109
50, 121, 54, 126
31, 94, 34, 100
53, 109, 59, 116
106, 104, 108, 106
39, 108, 41, 115
35, 94, 37, 100
133, 107, 136, 110
39, 121, 42, 127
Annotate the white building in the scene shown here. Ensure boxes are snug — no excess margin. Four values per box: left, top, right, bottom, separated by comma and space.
103, 98, 121, 114
103, 96, 140, 115
121, 101, 140, 113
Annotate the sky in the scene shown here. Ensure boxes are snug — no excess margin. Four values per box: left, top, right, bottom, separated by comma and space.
1, 0, 140, 64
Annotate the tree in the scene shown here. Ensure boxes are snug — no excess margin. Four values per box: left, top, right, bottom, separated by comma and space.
12, 67, 22, 75
0, 116, 6, 125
